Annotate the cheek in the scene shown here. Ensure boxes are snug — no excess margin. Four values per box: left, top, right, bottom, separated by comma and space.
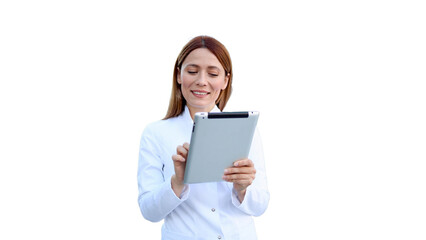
180, 76, 192, 90
212, 81, 226, 92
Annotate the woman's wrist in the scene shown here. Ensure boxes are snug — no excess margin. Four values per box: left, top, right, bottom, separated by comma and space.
171, 175, 185, 198
235, 188, 247, 203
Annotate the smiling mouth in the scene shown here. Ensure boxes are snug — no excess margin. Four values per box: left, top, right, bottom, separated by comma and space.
191, 90, 210, 96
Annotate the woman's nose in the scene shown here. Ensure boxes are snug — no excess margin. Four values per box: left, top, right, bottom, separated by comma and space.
195, 72, 208, 85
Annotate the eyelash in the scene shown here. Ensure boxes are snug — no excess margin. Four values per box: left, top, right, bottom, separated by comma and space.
187, 71, 218, 77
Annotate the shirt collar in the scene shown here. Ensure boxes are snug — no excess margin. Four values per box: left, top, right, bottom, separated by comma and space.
182, 104, 221, 122
210, 105, 221, 113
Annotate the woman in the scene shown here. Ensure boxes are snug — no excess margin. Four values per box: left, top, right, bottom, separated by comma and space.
138, 36, 269, 240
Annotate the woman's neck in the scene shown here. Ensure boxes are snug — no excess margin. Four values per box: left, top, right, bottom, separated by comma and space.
187, 104, 215, 120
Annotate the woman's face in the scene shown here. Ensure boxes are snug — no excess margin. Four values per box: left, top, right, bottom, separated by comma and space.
178, 48, 229, 116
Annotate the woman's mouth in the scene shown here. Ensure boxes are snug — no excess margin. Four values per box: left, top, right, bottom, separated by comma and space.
191, 90, 210, 97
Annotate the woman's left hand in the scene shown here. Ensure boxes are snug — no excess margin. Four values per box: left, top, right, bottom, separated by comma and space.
223, 158, 256, 202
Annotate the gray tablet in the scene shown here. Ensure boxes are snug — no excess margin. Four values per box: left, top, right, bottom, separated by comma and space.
183, 111, 259, 184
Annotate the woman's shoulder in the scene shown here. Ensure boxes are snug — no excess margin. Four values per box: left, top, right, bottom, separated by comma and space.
143, 119, 168, 133
142, 115, 182, 137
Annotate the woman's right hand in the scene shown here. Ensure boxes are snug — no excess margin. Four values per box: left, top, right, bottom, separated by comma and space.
171, 142, 189, 197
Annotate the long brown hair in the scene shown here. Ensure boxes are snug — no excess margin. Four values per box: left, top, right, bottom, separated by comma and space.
164, 36, 233, 120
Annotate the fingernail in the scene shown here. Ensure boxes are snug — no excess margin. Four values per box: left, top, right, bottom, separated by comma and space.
234, 162, 238, 167
224, 169, 228, 173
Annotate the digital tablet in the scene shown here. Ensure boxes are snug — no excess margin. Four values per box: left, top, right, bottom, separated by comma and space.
183, 111, 259, 184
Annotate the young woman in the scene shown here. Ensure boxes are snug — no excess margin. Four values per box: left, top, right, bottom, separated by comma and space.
138, 36, 269, 240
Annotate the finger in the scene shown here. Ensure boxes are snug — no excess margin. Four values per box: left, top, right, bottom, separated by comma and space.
233, 159, 254, 167
182, 142, 190, 151
223, 173, 255, 181
176, 145, 188, 158
172, 154, 186, 163
223, 175, 254, 184
224, 167, 256, 175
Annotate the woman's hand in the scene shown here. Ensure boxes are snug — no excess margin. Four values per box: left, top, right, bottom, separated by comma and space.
171, 143, 190, 197
223, 158, 256, 202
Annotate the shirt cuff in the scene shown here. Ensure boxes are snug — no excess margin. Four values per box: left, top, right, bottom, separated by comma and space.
168, 177, 190, 201
179, 184, 190, 200
231, 187, 248, 207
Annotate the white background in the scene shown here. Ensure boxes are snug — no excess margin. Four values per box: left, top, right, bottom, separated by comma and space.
1, 0, 425, 239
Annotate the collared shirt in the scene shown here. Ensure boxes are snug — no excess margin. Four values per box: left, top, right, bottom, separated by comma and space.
137, 106, 269, 240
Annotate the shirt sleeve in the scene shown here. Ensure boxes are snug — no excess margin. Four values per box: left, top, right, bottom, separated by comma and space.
231, 128, 270, 216
137, 125, 189, 222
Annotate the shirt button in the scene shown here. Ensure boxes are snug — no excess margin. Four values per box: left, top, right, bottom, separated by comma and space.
217, 236, 222, 239
211, 208, 216, 212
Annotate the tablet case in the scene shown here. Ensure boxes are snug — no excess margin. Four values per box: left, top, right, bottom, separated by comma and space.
183, 111, 259, 184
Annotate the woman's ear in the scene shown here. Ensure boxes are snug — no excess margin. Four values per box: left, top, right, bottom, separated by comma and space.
177, 67, 182, 84
222, 73, 230, 90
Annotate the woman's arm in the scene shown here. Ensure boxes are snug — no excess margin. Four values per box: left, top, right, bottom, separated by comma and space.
223, 128, 270, 216
223, 159, 256, 202
171, 143, 190, 197
137, 127, 189, 222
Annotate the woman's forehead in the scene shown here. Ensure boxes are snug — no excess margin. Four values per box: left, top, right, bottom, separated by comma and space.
182, 48, 223, 69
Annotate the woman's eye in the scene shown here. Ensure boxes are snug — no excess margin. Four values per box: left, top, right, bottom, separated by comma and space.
188, 71, 197, 74
209, 73, 219, 77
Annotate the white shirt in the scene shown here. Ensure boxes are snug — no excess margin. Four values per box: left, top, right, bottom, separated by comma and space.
137, 106, 269, 240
